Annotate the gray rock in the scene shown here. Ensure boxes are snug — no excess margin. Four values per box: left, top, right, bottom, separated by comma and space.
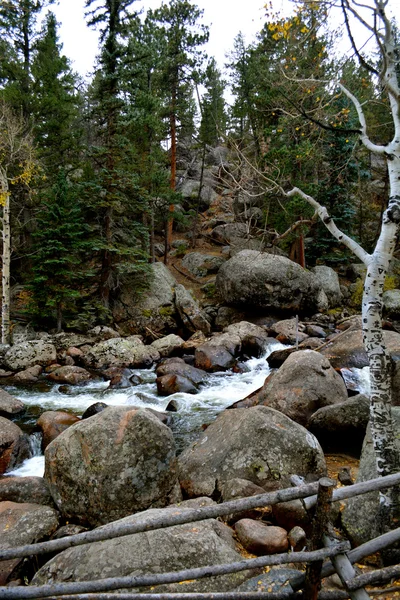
174, 284, 211, 335
194, 332, 241, 372
82, 338, 160, 369
181, 252, 225, 278
342, 407, 400, 546
206, 146, 232, 168
236, 568, 299, 593
216, 251, 326, 315
0, 501, 59, 585
32, 503, 253, 593
224, 321, 270, 358
3, 340, 57, 371
178, 406, 326, 498
0, 418, 30, 475
0, 477, 54, 506
312, 266, 343, 307
156, 357, 207, 385
256, 350, 348, 427
308, 395, 370, 453
321, 328, 400, 368
179, 180, 217, 210
211, 223, 248, 244
383, 289, 400, 317
44, 407, 178, 526
150, 334, 185, 358
270, 318, 309, 345
0, 389, 24, 417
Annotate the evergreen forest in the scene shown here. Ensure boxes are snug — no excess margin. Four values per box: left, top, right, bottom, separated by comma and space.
0, 0, 398, 334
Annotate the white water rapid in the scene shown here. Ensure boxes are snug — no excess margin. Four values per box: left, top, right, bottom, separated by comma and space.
6, 341, 289, 478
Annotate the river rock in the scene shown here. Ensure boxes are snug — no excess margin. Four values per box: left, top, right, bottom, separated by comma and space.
44, 407, 178, 526
178, 406, 326, 498
223, 321, 271, 358
0, 476, 54, 506
270, 318, 309, 345
181, 252, 225, 278
82, 337, 160, 369
312, 265, 342, 307
216, 251, 327, 314
3, 340, 57, 371
81, 402, 108, 420
194, 332, 241, 372
151, 334, 185, 358
0, 418, 30, 475
321, 329, 400, 368
36, 411, 81, 450
256, 350, 348, 427
32, 501, 254, 592
234, 519, 289, 555
156, 357, 207, 384
174, 284, 211, 335
0, 501, 59, 585
46, 366, 93, 385
157, 374, 198, 395
308, 395, 370, 453
341, 407, 400, 546
0, 389, 24, 417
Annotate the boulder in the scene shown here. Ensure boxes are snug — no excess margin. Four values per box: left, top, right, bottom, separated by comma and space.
81, 402, 108, 420
157, 374, 198, 395
51, 332, 96, 350
179, 180, 217, 210
0, 389, 24, 417
0, 418, 30, 475
256, 350, 348, 427
234, 519, 289, 555
194, 332, 242, 372
223, 321, 271, 358
174, 284, 211, 335
211, 223, 248, 244
113, 262, 178, 336
82, 338, 160, 370
0, 476, 54, 506
102, 367, 132, 388
156, 357, 207, 385
150, 334, 185, 358
342, 407, 400, 546
181, 253, 225, 278
216, 251, 327, 314
44, 407, 178, 526
12, 365, 42, 382
3, 340, 57, 371
270, 318, 309, 345
32, 501, 253, 592
383, 289, 400, 317
46, 366, 93, 385
321, 329, 400, 368
312, 266, 342, 307
178, 406, 326, 498
0, 501, 59, 585
236, 568, 298, 594
36, 411, 80, 450
308, 395, 370, 453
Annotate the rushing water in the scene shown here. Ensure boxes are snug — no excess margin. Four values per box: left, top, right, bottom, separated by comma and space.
6, 342, 286, 478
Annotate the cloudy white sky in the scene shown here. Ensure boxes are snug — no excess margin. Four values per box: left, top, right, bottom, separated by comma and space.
51, 0, 281, 78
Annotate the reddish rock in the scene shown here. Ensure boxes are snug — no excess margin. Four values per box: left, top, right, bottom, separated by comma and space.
66, 347, 84, 358
157, 373, 197, 396
37, 411, 80, 450
47, 366, 92, 385
0, 418, 30, 475
234, 519, 289, 555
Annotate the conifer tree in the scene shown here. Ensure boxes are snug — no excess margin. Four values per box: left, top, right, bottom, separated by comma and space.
199, 58, 227, 147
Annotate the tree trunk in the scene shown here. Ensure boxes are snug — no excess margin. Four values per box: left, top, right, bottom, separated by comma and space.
1, 175, 11, 345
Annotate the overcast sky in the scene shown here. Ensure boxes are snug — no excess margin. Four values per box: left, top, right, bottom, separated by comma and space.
51, 0, 281, 79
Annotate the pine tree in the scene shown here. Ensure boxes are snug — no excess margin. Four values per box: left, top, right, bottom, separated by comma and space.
199, 58, 227, 147
30, 171, 91, 332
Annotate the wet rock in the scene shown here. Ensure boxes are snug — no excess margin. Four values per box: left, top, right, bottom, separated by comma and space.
175, 284, 211, 335
224, 321, 271, 358
151, 334, 185, 358
0, 476, 54, 507
0, 418, 30, 475
12, 365, 42, 383
235, 519, 289, 555
47, 366, 93, 385
81, 402, 108, 420
36, 411, 80, 451
102, 367, 132, 388
0, 389, 25, 417
157, 374, 198, 396
270, 318, 309, 345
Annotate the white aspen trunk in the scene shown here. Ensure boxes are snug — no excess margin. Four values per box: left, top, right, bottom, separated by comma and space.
0, 170, 10, 346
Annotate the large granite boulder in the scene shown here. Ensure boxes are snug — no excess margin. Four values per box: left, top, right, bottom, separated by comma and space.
321, 329, 400, 368
211, 223, 248, 244
174, 284, 211, 335
308, 394, 370, 453
178, 406, 326, 498
0, 501, 59, 585
181, 252, 225, 278
312, 266, 342, 307
82, 337, 160, 370
216, 251, 327, 314
44, 407, 179, 526
112, 262, 178, 336
256, 350, 348, 427
3, 340, 57, 371
0, 417, 30, 475
341, 407, 400, 546
32, 500, 253, 592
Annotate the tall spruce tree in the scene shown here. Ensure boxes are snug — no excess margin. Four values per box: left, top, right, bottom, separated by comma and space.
199, 58, 227, 147
30, 170, 91, 332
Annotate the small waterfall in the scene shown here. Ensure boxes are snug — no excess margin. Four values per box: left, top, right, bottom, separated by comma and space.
29, 431, 43, 457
